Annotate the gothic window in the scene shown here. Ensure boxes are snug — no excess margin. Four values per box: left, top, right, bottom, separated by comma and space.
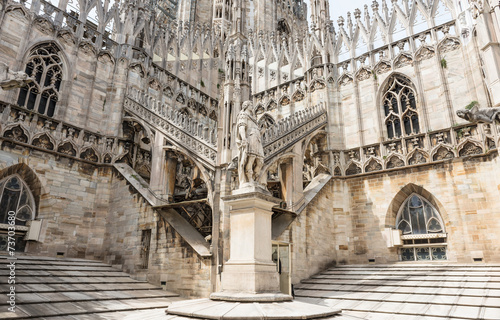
0, 175, 36, 252
382, 76, 419, 139
0, 175, 35, 226
396, 194, 447, 261
17, 43, 63, 117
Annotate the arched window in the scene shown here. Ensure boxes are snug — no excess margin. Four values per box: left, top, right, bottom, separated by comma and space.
0, 175, 36, 252
17, 43, 63, 117
382, 75, 419, 139
395, 194, 447, 261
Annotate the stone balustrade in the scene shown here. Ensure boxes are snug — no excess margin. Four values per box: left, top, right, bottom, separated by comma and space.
127, 88, 218, 145
125, 90, 217, 167
0, 102, 130, 164
263, 103, 327, 160
332, 123, 498, 177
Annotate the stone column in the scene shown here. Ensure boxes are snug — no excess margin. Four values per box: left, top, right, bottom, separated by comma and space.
165, 151, 178, 202
211, 191, 290, 301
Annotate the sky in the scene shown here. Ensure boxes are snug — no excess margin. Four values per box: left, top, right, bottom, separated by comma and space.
306, 0, 372, 21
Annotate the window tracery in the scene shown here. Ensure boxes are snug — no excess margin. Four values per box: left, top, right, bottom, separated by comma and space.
382, 76, 419, 139
395, 194, 447, 261
17, 43, 63, 117
0, 175, 36, 252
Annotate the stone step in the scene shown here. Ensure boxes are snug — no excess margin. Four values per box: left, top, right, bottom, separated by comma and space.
321, 270, 500, 275
0, 255, 109, 267
0, 255, 182, 319
0, 297, 185, 319
297, 264, 500, 320
297, 297, 500, 320
0, 282, 161, 293
300, 279, 500, 289
0, 269, 129, 277
295, 284, 500, 298
295, 289, 500, 307
14, 289, 179, 304
332, 264, 500, 268
311, 272, 500, 281
7, 276, 142, 284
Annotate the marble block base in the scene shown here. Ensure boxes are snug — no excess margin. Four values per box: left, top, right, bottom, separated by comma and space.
165, 298, 342, 319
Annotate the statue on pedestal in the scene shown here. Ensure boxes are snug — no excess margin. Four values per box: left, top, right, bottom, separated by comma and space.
236, 101, 264, 188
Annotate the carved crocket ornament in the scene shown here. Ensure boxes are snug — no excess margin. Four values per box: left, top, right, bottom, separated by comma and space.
456, 104, 500, 124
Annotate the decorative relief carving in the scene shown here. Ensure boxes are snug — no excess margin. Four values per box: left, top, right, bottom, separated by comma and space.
292, 90, 305, 102
34, 17, 54, 34
438, 37, 461, 53
365, 159, 382, 172
375, 61, 391, 74
459, 142, 482, 157
386, 156, 404, 169
4, 126, 28, 143
395, 53, 413, 69
408, 150, 427, 165
334, 167, 342, 176
32, 134, 54, 150
339, 74, 353, 86
80, 148, 98, 162
415, 46, 435, 61
58, 141, 77, 156
356, 68, 371, 81
345, 162, 361, 176
433, 146, 454, 161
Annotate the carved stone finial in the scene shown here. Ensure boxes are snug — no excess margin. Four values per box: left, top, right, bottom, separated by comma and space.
337, 16, 345, 27
354, 8, 361, 20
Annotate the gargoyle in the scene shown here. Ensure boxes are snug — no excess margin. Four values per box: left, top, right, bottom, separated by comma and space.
456, 105, 500, 124
0, 63, 33, 90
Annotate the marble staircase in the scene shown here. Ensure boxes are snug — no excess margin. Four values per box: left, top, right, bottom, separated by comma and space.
0, 254, 183, 319
295, 263, 500, 320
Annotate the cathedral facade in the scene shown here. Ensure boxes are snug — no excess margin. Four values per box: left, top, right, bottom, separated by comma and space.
0, 0, 499, 298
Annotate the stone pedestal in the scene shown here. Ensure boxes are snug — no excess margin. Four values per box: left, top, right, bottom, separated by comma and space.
216, 191, 282, 297
165, 187, 341, 319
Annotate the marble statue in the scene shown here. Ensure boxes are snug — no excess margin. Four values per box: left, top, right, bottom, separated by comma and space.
456, 104, 500, 124
236, 101, 264, 188
0, 63, 33, 90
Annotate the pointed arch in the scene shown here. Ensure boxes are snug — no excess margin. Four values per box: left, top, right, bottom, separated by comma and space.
17, 42, 65, 117
0, 163, 43, 212
385, 183, 448, 228
379, 73, 420, 139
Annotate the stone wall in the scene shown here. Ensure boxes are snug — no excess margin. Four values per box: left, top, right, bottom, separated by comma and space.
103, 172, 212, 298
0, 148, 212, 298
276, 180, 343, 284
0, 149, 111, 259
296, 153, 500, 270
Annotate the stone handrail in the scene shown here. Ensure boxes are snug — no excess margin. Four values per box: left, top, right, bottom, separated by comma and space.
127, 88, 217, 145
263, 103, 327, 160
125, 90, 217, 167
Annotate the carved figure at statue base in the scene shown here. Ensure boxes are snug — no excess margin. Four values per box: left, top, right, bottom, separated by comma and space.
0, 63, 33, 90
236, 101, 265, 189
456, 104, 500, 124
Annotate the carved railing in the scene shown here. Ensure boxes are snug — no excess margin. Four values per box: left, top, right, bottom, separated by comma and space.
125, 90, 217, 167
263, 103, 327, 160
332, 122, 498, 177
0, 102, 136, 165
